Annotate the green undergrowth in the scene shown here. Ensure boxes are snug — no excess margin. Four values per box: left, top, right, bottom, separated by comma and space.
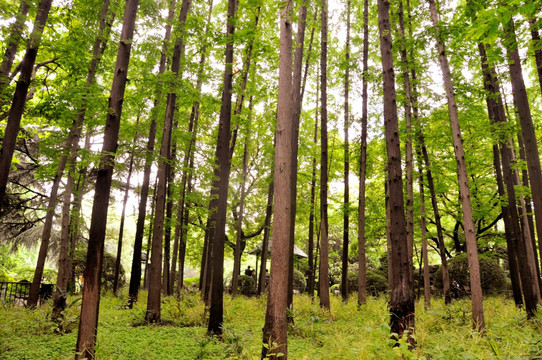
0, 291, 540, 359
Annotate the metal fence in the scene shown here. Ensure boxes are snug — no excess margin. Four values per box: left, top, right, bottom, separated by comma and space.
0, 281, 54, 305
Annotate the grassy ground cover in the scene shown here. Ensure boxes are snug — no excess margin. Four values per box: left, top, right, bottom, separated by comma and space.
0, 291, 540, 359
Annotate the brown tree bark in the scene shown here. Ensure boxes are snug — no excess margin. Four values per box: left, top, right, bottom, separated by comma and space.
262, 2, 293, 357
307, 72, 318, 298
341, 0, 351, 303
471, 31, 525, 306
113, 142, 136, 296
396, 0, 414, 277
146, 0, 192, 323
257, 177, 274, 295
75, 0, 140, 356
417, 160, 431, 308
377, 0, 415, 342
318, 0, 331, 311
502, 14, 542, 305
357, 0, 369, 306
427, 0, 484, 331
0, 0, 53, 209
231, 133, 249, 297
287, 1, 308, 320
128, 0, 176, 307
207, 0, 236, 336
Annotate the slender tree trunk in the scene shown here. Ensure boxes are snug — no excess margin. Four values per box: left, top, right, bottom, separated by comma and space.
232, 134, 249, 297
357, 0, 369, 306
502, 15, 542, 304
503, 7, 542, 301
427, 0, 484, 331
0, 0, 30, 94
113, 143, 136, 296
0, 0, 53, 209
287, 1, 308, 320
52, 0, 114, 317
146, 0, 192, 323
262, 2, 293, 357
128, 0, 176, 307
318, 0, 331, 311
144, 177, 158, 290
417, 160, 431, 308
471, 33, 525, 306
396, 0, 414, 277
377, 0, 415, 342
341, 0, 351, 303
257, 177, 274, 295
207, 0, 236, 336
75, 0, 140, 356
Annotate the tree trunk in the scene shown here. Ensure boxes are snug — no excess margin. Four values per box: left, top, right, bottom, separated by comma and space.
427, 0, 484, 331
128, 0, 176, 307
75, 0, 140, 356
146, 0, 192, 323
471, 33, 525, 306
257, 177, 274, 295
377, 0, 415, 342
503, 14, 542, 306
287, 1, 307, 321
0, 0, 53, 208
52, 0, 114, 317
318, 0, 331, 311
341, 0, 351, 303
232, 133, 249, 297
207, 0, 236, 336
357, 0, 369, 306
113, 141, 136, 296
396, 0, 414, 277
261, 2, 293, 357
417, 159, 431, 308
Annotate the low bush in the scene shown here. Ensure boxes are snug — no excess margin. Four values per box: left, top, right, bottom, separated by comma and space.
433, 253, 507, 296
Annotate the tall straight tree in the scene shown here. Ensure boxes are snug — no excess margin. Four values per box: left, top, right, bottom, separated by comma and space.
287, 1, 308, 318
128, 0, 177, 307
319, 0, 331, 311
262, 1, 293, 357
207, 0, 236, 335
113, 141, 136, 296
357, 0, 369, 306
377, 0, 414, 341
172, 0, 214, 296
502, 7, 542, 290
427, 0, 484, 331
341, 0, 351, 303
52, 0, 115, 316
75, 0, 140, 356
146, 0, 192, 323
0, 0, 53, 208
396, 0, 414, 274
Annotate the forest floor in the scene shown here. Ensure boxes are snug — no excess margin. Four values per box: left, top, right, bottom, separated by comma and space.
0, 291, 541, 359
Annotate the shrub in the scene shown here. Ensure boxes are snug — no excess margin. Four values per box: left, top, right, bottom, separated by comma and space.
183, 276, 199, 288
293, 269, 307, 292
73, 249, 125, 292
433, 253, 507, 296
347, 269, 388, 295
236, 275, 255, 295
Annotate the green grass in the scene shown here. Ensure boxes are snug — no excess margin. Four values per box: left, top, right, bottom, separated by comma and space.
1, 291, 540, 359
